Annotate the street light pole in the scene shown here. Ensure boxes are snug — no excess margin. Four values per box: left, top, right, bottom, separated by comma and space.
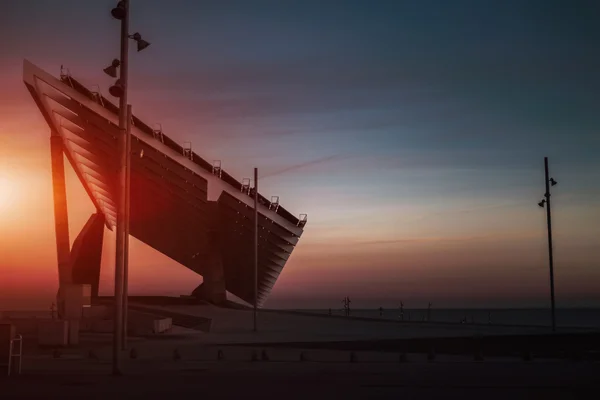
253, 167, 258, 332
122, 104, 132, 350
112, 0, 129, 375
106, 0, 150, 372
543, 157, 556, 333
538, 157, 558, 332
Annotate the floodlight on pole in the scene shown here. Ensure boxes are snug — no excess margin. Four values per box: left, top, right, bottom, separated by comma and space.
538, 199, 546, 208
103, 59, 121, 78
109, 79, 124, 98
106, 0, 152, 374
129, 32, 151, 52
111, 1, 126, 20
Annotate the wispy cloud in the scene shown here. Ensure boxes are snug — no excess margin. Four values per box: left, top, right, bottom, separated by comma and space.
353, 235, 495, 246
404, 201, 534, 223
260, 155, 346, 179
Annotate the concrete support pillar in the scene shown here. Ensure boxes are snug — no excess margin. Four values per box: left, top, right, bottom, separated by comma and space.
70, 213, 105, 298
50, 134, 71, 317
50, 134, 71, 285
191, 202, 226, 304
202, 230, 227, 304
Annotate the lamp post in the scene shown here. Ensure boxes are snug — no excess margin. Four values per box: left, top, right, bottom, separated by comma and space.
253, 167, 258, 332
243, 168, 307, 332
123, 104, 132, 350
110, 0, 129, 376
538, 157, 558, 332
105, 0, 151, 374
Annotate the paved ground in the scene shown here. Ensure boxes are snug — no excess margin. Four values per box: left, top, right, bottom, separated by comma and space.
2, 357, 598, 399
131, 303, 590, 345
16, 341, 560, 364
3, 305, 598, 399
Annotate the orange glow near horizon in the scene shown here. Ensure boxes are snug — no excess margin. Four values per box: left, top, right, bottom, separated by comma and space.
0, 137, 599, 310
0, 175, 20, 213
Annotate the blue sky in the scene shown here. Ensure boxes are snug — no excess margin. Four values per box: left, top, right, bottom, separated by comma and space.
1, 0, 599, 308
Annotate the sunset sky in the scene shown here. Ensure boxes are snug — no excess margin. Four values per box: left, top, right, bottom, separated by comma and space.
1, 0, 599, 310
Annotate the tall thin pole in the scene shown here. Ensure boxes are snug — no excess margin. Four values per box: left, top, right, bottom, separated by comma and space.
544, 157, 556, 332
122, 104, 132, 350
113, 0, 129, 376
253, 167, 258, 332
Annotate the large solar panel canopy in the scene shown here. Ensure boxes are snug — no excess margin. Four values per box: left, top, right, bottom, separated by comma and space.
23, 60, 306, 307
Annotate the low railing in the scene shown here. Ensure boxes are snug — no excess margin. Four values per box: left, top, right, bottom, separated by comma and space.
7, 334, 23, 376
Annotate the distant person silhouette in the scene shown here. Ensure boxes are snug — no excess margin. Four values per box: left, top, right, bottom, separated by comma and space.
328, 308, 332, 316
399, 302, 404, 321
379, 307, 383, 317
342, 297, 351, 317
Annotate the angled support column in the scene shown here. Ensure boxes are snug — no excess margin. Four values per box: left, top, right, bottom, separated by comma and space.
50, 133, 71, 289
70, 213, 105, 298
192, 201, 226, 304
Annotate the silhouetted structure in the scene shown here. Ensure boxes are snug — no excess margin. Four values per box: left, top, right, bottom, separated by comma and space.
23, 60, 306, 310
342, 297, 351, 317
538, 156, 558, 332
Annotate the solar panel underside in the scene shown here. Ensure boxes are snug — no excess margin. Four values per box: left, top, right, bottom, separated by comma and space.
23, 60, 305, 306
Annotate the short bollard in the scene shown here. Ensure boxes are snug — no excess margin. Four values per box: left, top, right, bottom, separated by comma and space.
173, 348, 181, 361
350, 352, 357, 363
129, 348, 138, 359
300, 351, 307, 362
217, 349, 224, 361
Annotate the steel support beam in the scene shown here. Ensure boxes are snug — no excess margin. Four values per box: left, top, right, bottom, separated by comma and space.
50, 133, 72, 300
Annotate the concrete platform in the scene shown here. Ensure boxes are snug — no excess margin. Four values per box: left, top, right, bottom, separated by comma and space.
2, 303, 598, 399
2, 357, 599, 400
129, 303, 591, 345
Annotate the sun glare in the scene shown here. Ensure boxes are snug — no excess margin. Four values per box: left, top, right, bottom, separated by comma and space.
0, 175, 20, 212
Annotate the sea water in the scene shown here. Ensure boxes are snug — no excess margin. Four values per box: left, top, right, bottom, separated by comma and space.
296, 308, 600, 328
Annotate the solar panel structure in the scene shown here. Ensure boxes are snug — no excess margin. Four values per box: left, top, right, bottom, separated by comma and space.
23, 60, 306, 307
